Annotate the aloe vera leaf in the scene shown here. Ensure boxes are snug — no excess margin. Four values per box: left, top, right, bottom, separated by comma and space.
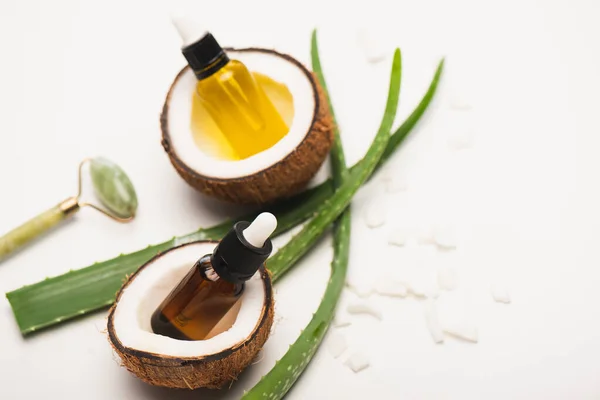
267, 48, 400, 282
243, 30, 353, 400
5, 56, 443, 335
0, 205, 67, 261
89, 157, 138, 219
380, 59, 445, 164
3, 190, 329, 335
250, 56, 448, 398
310, 34, 344, 187
245, 213, 352, 400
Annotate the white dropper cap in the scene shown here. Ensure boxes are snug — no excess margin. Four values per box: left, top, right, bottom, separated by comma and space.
242, 212, 277, 248
171, 13, 207, 47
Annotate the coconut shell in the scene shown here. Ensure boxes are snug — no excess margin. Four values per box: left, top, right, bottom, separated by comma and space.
161, 48, 334, 205
107, 242, 274, 390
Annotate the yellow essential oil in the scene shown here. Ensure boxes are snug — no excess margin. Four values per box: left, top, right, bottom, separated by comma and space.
174, 22, 289, 160
195, 60, 288, 159
252, 72, 295, 126
191, 72, 295, 160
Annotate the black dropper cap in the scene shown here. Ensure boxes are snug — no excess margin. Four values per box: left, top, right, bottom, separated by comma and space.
182, 32, 230, 80
211, 221, 273, 284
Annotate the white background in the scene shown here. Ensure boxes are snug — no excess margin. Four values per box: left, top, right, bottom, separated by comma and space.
1, 0, 600, 399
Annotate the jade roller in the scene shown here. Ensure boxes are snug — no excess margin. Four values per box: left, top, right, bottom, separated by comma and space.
0, 157, 138, 261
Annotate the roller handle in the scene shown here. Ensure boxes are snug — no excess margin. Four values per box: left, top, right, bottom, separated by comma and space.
0, 198, 79, 261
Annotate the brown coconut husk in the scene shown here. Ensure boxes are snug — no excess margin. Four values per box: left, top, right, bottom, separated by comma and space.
107, 241, 274, 389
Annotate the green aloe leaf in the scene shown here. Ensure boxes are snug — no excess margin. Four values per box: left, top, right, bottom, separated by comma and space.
242, 29, 354, 400
5, 52, 444, 335
267, 46, 400, 281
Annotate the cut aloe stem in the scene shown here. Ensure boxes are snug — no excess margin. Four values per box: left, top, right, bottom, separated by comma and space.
6, 56, 444, 335
242, 29, 354, 400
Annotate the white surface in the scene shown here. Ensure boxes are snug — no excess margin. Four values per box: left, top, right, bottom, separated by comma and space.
326, 332, 348, 358
242, 212, 277, 248
347, 302, 383, 320
345, 279, 374, 298
111, 242, 266, 357
388, 226, 409, 246
363, 197, 387, 228
424, 299, 444, 344
433, 223, 458, 249
374, 277, 408, 298
442, 318, 479, 343
1, 0, 600, 399
385, 174, 409, 193
437, 265, 459, 291
332, 314, 352, 328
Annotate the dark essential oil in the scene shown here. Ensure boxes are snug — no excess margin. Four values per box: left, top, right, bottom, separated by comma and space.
151, 214, 275, 341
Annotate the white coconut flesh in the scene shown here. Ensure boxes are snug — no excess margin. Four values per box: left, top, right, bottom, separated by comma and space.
167, 50, 317, 179
111, 242, 267, 357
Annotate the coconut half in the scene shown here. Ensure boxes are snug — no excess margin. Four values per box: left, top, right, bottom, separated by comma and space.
161, 48, 334, 205
107, 241, 274, 389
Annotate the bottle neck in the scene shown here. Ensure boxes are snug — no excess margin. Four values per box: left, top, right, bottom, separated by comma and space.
191, 52, 229, 80
210, 221, 272, 284
197, 255, 245, 295
181, 32, 230, 80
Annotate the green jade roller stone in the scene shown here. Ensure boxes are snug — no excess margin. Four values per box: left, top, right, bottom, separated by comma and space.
89, 157, 138, 219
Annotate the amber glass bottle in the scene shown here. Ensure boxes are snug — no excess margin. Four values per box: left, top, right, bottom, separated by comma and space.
150, 255, 244, 340
151, 213, 276, 341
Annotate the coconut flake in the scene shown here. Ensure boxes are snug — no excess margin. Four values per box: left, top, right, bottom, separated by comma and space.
364, 198, 386, 228
385, 175, 408, 193
327, 333, 348, 358
345, 352, 370, 373
449, 95, 473, 111
380, 164, 408, 192
423, 299, 444, 344
347, 302, 382, 320
437, 266, 458, 291
374, 279, 408, 298
447, 130, 474, 150
417, 226, 435, 245
332, 314, 352, 328
388, 227, 409, 247
491, 283, 511, 304
407, 274, 440, 299
356, 27, 386, 64
433, 225, 457, 249
443, 320, 478, 343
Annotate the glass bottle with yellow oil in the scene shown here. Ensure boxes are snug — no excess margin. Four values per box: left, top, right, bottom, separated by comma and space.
151, 213, 276, 340
173, 17, 289, 160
